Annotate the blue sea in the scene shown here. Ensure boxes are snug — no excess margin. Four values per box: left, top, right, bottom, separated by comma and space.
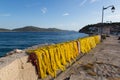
0, 32, 87, 56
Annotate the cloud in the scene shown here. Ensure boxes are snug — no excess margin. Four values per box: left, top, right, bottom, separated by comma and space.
41, 7, 47, 14
80, 0, 98, 6
63, 13, 70, 16
0, 13, 11, 17
90, 0, 98, 3
80, 0, 87, 6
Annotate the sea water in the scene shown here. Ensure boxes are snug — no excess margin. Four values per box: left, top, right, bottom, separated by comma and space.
0, 32, 87, 56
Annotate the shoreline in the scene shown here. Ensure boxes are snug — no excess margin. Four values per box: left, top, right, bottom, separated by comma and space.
0, 31, 87, 57
0, 43, 51, 58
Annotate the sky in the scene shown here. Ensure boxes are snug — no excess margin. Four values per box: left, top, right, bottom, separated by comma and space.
0, 0, 120, 31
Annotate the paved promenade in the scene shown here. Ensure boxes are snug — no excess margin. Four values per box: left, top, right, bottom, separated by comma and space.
54, 36, 120, 80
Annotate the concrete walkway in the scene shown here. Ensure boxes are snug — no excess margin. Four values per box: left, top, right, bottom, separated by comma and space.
54, 36, 120, 80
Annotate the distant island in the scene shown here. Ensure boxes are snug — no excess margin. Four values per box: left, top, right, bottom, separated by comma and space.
0, 28, 11, 32
0, 26, 68, 32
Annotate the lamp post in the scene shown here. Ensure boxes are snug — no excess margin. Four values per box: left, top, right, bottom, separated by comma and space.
101, 5, 115, 23
100, 5, 115, 41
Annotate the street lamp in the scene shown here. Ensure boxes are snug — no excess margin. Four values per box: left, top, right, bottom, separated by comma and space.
102, 5, 115, 23
100, 5, 115, 41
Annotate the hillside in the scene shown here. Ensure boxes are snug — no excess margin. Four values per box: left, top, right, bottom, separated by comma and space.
12, 26, 46, 32
0, 26, 67, 32
79, 22, 120, 34
12, 26, 66, 32
0, 28, 11, 32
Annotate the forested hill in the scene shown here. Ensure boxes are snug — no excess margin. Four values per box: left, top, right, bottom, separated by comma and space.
0, 28, 11, 32
0, 26, 67, 32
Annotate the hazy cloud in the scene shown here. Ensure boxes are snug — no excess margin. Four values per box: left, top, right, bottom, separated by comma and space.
0, 13, 11, 17
80, 0, 87, 6
63, 13, 69, 16
80, 0, 98, 6
41, 7, 47, 14
90, 0, 98, 3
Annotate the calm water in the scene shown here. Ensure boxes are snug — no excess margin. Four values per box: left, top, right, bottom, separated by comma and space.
0, 32, 87, 56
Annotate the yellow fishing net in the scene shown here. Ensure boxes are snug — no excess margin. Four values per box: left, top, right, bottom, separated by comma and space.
27, 35, 101, 79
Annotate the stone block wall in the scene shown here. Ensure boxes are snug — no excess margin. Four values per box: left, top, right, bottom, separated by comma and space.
0, 53, 38, 80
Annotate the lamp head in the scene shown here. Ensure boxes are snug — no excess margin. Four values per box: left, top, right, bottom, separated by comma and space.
111, 6, 115, 12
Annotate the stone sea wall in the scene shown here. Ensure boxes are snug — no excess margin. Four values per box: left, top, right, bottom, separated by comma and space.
0, 51, 38, 80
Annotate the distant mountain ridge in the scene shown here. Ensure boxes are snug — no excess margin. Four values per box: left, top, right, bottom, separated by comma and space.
0, 28, 11, 32
0, 26, 68, 32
